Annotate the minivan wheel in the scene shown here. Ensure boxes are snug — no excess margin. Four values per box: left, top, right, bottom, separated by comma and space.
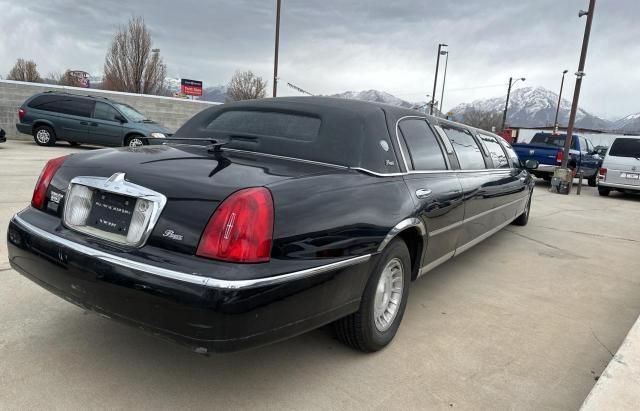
333, 238, 411, 352
125, 136, 146, 148
33, 125, 56, 146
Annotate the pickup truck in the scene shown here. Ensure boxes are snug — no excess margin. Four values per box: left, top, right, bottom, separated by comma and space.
513, 132, 601, 186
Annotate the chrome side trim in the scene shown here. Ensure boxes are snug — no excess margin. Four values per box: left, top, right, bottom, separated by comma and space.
11, 215, 371, 290
377, 217, 427, 252
417, 250, 455, 278
352, 166, 514, 177
429, 197, 524, 237
224, 148, 350, 170
454, 217, 513, 255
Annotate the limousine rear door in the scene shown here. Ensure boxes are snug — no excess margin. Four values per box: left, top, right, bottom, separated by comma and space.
396, 117, 464, 272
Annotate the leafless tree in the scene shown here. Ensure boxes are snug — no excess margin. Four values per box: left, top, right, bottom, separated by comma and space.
6, 58, 42, 82
461, 108, 503, 132
45, 70, 84, 87
226, 70, 268, 102
103, 16, 166, 95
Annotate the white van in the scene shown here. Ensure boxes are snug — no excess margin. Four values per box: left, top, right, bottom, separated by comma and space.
597, 137, 640, 196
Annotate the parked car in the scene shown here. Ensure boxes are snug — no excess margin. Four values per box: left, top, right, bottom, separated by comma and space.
0, 128, 6, 143
513, 132, 601, 186
593, 145, 608, 159
597, 136, 640, 196
16, 92, 171, 148
7, 97, 537, 353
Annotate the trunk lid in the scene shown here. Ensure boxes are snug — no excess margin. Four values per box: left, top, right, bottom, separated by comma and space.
53, 144, 342, 254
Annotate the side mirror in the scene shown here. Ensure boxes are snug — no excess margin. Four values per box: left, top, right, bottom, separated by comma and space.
524, 159, 539, 170
115, 115, 127, 123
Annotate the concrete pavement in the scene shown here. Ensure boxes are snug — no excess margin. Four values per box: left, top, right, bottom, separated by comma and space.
1, 140, 640, 410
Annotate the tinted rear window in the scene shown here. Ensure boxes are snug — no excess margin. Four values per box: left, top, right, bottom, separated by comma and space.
28, 94, 93, 117
609, 138, 640, 158
206, 110, 321, 141
398, 119, 447, 171
530, 133, 579, 149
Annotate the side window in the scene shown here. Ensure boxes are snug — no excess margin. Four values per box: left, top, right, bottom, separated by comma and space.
479, 134, 509, 168
398, 119, 447, 171
499, 138, 521, 168
442, 126, 486, 170
59, 98, 94, 118
94, 102, 121, 122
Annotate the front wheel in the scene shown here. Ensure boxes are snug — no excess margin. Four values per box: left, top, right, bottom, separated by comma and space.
333, 239, 411, 352
124, 135, 146, 148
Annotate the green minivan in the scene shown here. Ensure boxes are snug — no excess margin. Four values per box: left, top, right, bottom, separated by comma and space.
16, 92, 171, 147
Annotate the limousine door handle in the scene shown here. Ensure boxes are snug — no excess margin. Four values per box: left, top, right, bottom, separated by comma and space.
415, 189, 432, 199
79, 121, 88, 125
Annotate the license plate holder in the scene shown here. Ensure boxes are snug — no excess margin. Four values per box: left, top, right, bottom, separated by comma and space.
86, 190, 136, 235
621, 172, 640, 180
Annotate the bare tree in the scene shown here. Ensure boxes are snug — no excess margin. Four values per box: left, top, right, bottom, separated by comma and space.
45, 70, 84, 87
6, 58, 42, 82
103, 16, 166, 95
226, 70, 268, 102
461, 108, 503, 132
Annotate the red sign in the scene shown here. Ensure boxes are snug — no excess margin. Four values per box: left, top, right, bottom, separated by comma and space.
181, 79, 203, 96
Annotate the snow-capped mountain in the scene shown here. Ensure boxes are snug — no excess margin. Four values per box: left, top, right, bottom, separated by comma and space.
200, 85, 227, 103
330, 90, 414, 108
449, 86, 611, 130
611, 112, 640, 133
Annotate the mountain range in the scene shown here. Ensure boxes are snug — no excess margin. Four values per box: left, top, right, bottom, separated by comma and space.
163, 78, 639, 133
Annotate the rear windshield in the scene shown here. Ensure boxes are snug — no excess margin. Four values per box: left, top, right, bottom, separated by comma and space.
530, 133, 566, 147
609, 138, 640, 158
206, 110, 321, 141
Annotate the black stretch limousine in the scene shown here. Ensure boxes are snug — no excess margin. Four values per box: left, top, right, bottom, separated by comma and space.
7, 97, 537, 353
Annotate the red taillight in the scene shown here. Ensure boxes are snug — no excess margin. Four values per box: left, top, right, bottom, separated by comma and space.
18, 108, 26, 121
196, 187, 274, 263
556, 150, 564, 163
598, 167, 607, 180
31, 155, 69, 210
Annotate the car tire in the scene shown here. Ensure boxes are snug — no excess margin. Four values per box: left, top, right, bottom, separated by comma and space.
587, 176, 597, 187
512, 191, 532, 226
598, 187, 611, 197
333, 238, 411, 352
124, 135, 146, 148
542, 175, 552, 182
33, 125, 56, 147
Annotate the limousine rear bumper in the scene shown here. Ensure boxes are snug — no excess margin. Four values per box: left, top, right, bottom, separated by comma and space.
7, 211, 371, 353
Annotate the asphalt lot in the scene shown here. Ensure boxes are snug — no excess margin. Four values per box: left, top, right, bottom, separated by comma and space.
1, 139, 640, 410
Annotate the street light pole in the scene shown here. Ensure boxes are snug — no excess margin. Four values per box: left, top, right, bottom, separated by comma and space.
430, 43, 446, 115
272, 0, 282, 98
561, 0, 596, 169
439, 50, 449, 117
553, 69, 569, 133
501, 77, 525, 131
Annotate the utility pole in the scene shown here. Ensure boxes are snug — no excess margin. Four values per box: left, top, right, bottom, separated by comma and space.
501, 76, 525, 131
430, 43, 446, 115
272, 0, 282, 97
553, 70, 569, 134
561, 0, 596, 169
439, 49, 449, 116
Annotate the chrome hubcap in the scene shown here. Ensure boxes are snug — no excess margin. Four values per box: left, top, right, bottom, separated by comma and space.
36, 129, 50, 143
128, 138, 143, 148
374, 258, 404, 332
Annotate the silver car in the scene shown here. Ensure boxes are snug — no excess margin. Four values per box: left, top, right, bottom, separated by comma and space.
597, 136, 640, 196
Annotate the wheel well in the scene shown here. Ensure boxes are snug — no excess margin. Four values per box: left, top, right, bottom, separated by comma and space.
124, 133, 145, 145
33, 121, 54, 134
396, 228, 424, 281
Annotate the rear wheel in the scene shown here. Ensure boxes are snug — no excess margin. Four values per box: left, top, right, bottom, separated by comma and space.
33, 125, 56, 146
124, 135, 146, 148
588, 176, 597, 187
598, 187, 611, 197
334, 239, 411, 352
512, 191, 532, 226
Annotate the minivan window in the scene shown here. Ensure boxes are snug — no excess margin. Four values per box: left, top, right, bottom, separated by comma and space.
29, 95, 94, 117
442, 126, 486, 170
398, 119, 447, 171
479, 134, 509, 168
93, 102, 121, 122
609, 138, 640, 158
113, 103, 146, 122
